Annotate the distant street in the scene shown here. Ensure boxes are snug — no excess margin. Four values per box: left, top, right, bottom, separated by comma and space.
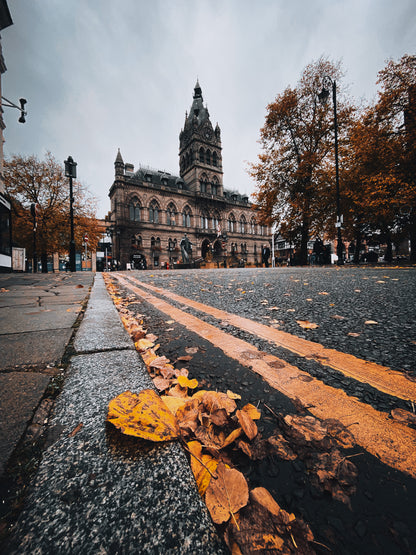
108, 265, 416, 554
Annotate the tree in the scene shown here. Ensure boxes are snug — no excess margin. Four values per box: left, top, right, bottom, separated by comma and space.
250, 57, 353, 265
4, 152, 102, 271
375, 55, 416, 261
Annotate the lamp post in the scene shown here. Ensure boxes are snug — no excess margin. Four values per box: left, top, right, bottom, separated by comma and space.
64, 156, 77, 272
168, 237, 175, 268
318, 77, 344, 265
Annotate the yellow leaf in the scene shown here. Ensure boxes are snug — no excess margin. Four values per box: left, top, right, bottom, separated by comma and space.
187, 440, 218, 496
177, 375, 199, 389
227, 390, 242, 400
222, 427, 243, 448
162, 395, 189, 415
296, 320, 319, 330
241, 403, 261, 420
365, 320, 378, 325
135, 338, 154, 352
107, 389, 180, 441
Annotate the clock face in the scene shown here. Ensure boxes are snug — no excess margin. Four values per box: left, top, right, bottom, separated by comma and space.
204, 126, 212, 140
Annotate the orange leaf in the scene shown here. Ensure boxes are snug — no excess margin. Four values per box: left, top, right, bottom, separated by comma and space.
162, 395, 189, 416
241, 403, 261, 420
250, 487, 281, 516
296, 320, 319, 330
153, 376, 172, 392
227, 390, 242, 400
107, 389, 180, 441
205, 462, 249, 524
236, 409, 258, 440
177, 375, 199, 389
222, 427, 243, 448
187, 440, 218, 496
135, 338, 154, 352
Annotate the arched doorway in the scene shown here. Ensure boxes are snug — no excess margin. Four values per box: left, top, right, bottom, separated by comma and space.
201, 238, 211, 260
213, 239, 223, 260
131, 253, 147, 270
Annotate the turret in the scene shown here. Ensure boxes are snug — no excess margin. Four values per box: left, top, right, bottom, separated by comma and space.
115, 148, 124, 177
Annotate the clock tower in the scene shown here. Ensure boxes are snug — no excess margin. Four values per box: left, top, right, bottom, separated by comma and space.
179, 80, 223, 196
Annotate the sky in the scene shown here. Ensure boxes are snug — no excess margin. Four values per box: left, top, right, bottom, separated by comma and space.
2, 0, 415, 218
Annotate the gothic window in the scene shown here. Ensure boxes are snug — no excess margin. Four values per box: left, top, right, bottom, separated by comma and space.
129, 197, 141, 222
205, 150, 211, 165
151, 236, 155, 248
228, 213, 236, 233
239, 215, 246, 234
155, 237, 161, 248
200, 211, 209, 230
250, 218, 256, 235
254, 244, 257, 255
213, 152, 217, 167
182, 206, 192, 227
212, 176, 219, 196
149, 200, 160, 223
166, 202, 176, 226
199, 147, 205, 163
200, 174, 208, 193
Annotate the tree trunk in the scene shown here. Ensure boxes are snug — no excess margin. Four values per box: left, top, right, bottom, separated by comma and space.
41, 251, 48, 273
353, 230, 362, 264
300, 220, 309, 266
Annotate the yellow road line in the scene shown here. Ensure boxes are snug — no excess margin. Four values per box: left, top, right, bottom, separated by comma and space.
114, 274, 416, 478
124, 275, 416, 403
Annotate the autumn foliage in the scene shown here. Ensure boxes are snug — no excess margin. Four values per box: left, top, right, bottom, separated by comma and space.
4, 152, 102, 269
251, 54, 416, 263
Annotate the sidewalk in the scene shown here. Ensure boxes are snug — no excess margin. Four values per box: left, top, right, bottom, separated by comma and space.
0, 273, 225, 554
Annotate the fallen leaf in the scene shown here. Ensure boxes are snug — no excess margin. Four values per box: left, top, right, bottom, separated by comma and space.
107, 389, 180, 441
135, 338, 154, 352
177, 375, 199, 389
76, 284, 84, 289
227, 390, 242, 400
390, 408, 416, 426
162, 395, 188, 415
364, 320, 378, 325
287, 308, 296, 312
348, 332, 361, 337
145, 333, 158, 342
175, 355, 193, 362
185, 346, 199, 355
153, 376, 172, 392
296, 320, 319, 329
241, 403, 261, 420
174, 368, 189, 378
168, 384, 189, 398
236, 409, 258, 440
149, 356, 173, 370
331, 314, 345, 320
205, 463, 249, 525
318, 291, 329, 295
250, 487, 280, 516
222, 427, 243, 448
199, 391, 237, 414
68, 422, 83, 437
187, 440, 219, 496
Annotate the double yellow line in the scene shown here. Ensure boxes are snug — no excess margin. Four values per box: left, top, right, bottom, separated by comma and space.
114, 273, 416, 478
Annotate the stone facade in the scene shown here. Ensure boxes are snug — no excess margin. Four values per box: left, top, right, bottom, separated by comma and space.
108, 81, 270, 270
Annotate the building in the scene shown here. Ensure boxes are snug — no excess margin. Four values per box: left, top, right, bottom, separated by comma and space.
0, 0, 12, 272
108, 81, 270, 270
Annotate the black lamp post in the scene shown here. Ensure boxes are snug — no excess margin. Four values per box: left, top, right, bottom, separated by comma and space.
64, 156, 77, 272
318, 77, 344, 265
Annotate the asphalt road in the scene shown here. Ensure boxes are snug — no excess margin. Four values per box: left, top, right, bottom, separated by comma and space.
107, 266, 416, 555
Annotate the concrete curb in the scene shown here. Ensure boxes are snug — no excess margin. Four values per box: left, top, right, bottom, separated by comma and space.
7, 274, 225, 554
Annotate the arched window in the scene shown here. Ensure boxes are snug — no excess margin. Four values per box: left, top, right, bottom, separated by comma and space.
211, 211, 220, 232
149, 200, 159, 223
200, 211, 209, 230
211, 176, 219, 196
199, 147, 205, 163
213, 152, 218, 167
167, 202, 176, 226
205, 150, 211, 165
228, 213, 236, 233
151, 236, 155, 248
129, 197, 141, 222
200, 174, 208, 193
250, 218, 256, 235
182, 206, 192, 227
239, 215, 246, 234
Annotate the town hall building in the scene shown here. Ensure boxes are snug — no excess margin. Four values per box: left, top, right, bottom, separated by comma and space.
108, 81, 270, 270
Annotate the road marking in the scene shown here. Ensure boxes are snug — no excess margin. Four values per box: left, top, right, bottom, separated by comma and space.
114, 274, 416, 478
123, 275, 416, 403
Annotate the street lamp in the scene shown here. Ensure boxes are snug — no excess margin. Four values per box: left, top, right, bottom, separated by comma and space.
64, 156, 77, 272
318, 77, 344, 265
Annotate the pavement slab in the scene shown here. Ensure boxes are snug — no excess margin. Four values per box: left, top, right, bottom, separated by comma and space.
0, 372, 50, 476
0, 329, 73, 369
6, 350, 225, 554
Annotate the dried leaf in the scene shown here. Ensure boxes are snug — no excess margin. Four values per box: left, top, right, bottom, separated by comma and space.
162, 395, 189, 416
201, 391, 237, 414
241, 403, 261, 420
187, 440, 218, 496
174, 368, 189, 378
236, 409, 258, 440
365, 320, 378, 325
176, 355, 193, 362
177, 375, 199, 389
153, 376, 172, 392
149, 356, 172, 370
185, 346, 199, 355
146, 333, 158, 342
168, 384, 189, 398
176, 398, 201, 434
227, 390, 242, 400
296, 320, 319, 329
222, 428, 243, 449
348, 332, 361, 337
135, 338, 154, 352
205, 463, 249, 525
390, 408, 416, 426
250, 487, 280, 516
107, 389, 180, 441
